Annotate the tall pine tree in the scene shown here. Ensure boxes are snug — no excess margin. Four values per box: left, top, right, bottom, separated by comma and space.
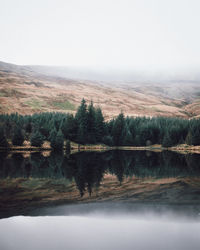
75, 99, 88, 144
87, 101, 96, 144
95, 107, 105, 143
111, 112, 126, 146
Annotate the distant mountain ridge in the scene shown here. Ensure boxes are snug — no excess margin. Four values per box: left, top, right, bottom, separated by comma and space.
1, 60, 200, 82
0, 60, 200, 118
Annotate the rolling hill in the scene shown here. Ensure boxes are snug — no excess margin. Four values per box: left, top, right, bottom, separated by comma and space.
0, 61, 200, 119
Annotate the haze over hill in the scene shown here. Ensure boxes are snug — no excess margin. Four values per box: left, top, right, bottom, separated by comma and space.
1, 0, 200, 118
0, 61, 200, 119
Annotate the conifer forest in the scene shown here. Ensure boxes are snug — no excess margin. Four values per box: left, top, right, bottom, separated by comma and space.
1, 99, 200, 149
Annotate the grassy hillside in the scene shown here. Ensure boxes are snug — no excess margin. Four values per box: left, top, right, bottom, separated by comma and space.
0, 61, 200, 118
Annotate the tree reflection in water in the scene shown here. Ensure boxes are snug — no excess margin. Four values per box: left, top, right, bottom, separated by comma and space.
0, 150, 200, 196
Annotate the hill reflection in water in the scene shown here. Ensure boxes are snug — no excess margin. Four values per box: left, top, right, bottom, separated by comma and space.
0, 150, 200, 197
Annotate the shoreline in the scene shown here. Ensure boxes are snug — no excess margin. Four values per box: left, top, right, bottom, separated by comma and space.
1, 144, 200, 154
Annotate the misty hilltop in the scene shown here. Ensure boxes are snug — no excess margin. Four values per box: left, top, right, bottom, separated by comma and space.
0, 61, 200, 119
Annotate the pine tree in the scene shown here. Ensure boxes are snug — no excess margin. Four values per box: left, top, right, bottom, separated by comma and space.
0, 126, 8, 148
75, 99, 88, 144
12, 126, 24, 146
25, 120, 32, 134
102, 135, 113, 146
111, 112, 126, 146
123, 127, 133, 146
61, 114, 77, 141
95, 107, 105, 143
49, 128, 64, 150
31, 130, 44, 147
87, 101, 96, 144
185, 131, 192, 145
191, 127, 200, 145
162, 132, 173, 147
49, 127, 57, 149
55, 129, 64, 150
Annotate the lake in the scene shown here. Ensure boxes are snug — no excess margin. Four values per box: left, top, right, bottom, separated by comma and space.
0, 150, 200, 249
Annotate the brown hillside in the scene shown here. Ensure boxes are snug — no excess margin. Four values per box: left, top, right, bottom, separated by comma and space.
0, 61, 200, 119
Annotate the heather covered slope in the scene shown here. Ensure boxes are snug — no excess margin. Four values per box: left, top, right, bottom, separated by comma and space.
0, 61, 200, 118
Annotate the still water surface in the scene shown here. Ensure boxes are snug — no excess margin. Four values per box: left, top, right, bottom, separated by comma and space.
0, 150, 200, 250
1, 150, 200, 196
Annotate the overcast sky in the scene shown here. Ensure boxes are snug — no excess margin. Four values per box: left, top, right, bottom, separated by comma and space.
0, 0, 200, 72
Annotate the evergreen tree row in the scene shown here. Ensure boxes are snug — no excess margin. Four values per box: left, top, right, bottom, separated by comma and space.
0, 98, 200, 149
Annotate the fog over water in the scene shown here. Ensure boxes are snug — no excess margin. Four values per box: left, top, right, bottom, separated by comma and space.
1, 150, 200, 249
1, 202, 200, 250
0, 209, 200, 250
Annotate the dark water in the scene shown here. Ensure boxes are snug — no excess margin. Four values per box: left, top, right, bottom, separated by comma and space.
0, 150, 200, 250
0, 150, 200, 196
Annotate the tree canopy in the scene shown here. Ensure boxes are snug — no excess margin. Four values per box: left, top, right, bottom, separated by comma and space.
0, 99, 200, 150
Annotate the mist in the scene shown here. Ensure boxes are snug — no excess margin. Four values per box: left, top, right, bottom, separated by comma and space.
0, 205, 200, 250
1, 0, 200, 74
28, 64, 200, 82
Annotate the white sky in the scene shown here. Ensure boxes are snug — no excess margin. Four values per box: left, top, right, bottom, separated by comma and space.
0, 0, 200, 71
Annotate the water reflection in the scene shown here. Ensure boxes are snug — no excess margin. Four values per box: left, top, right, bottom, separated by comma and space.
0, 150, 200, 196
1, 151, 200, 249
